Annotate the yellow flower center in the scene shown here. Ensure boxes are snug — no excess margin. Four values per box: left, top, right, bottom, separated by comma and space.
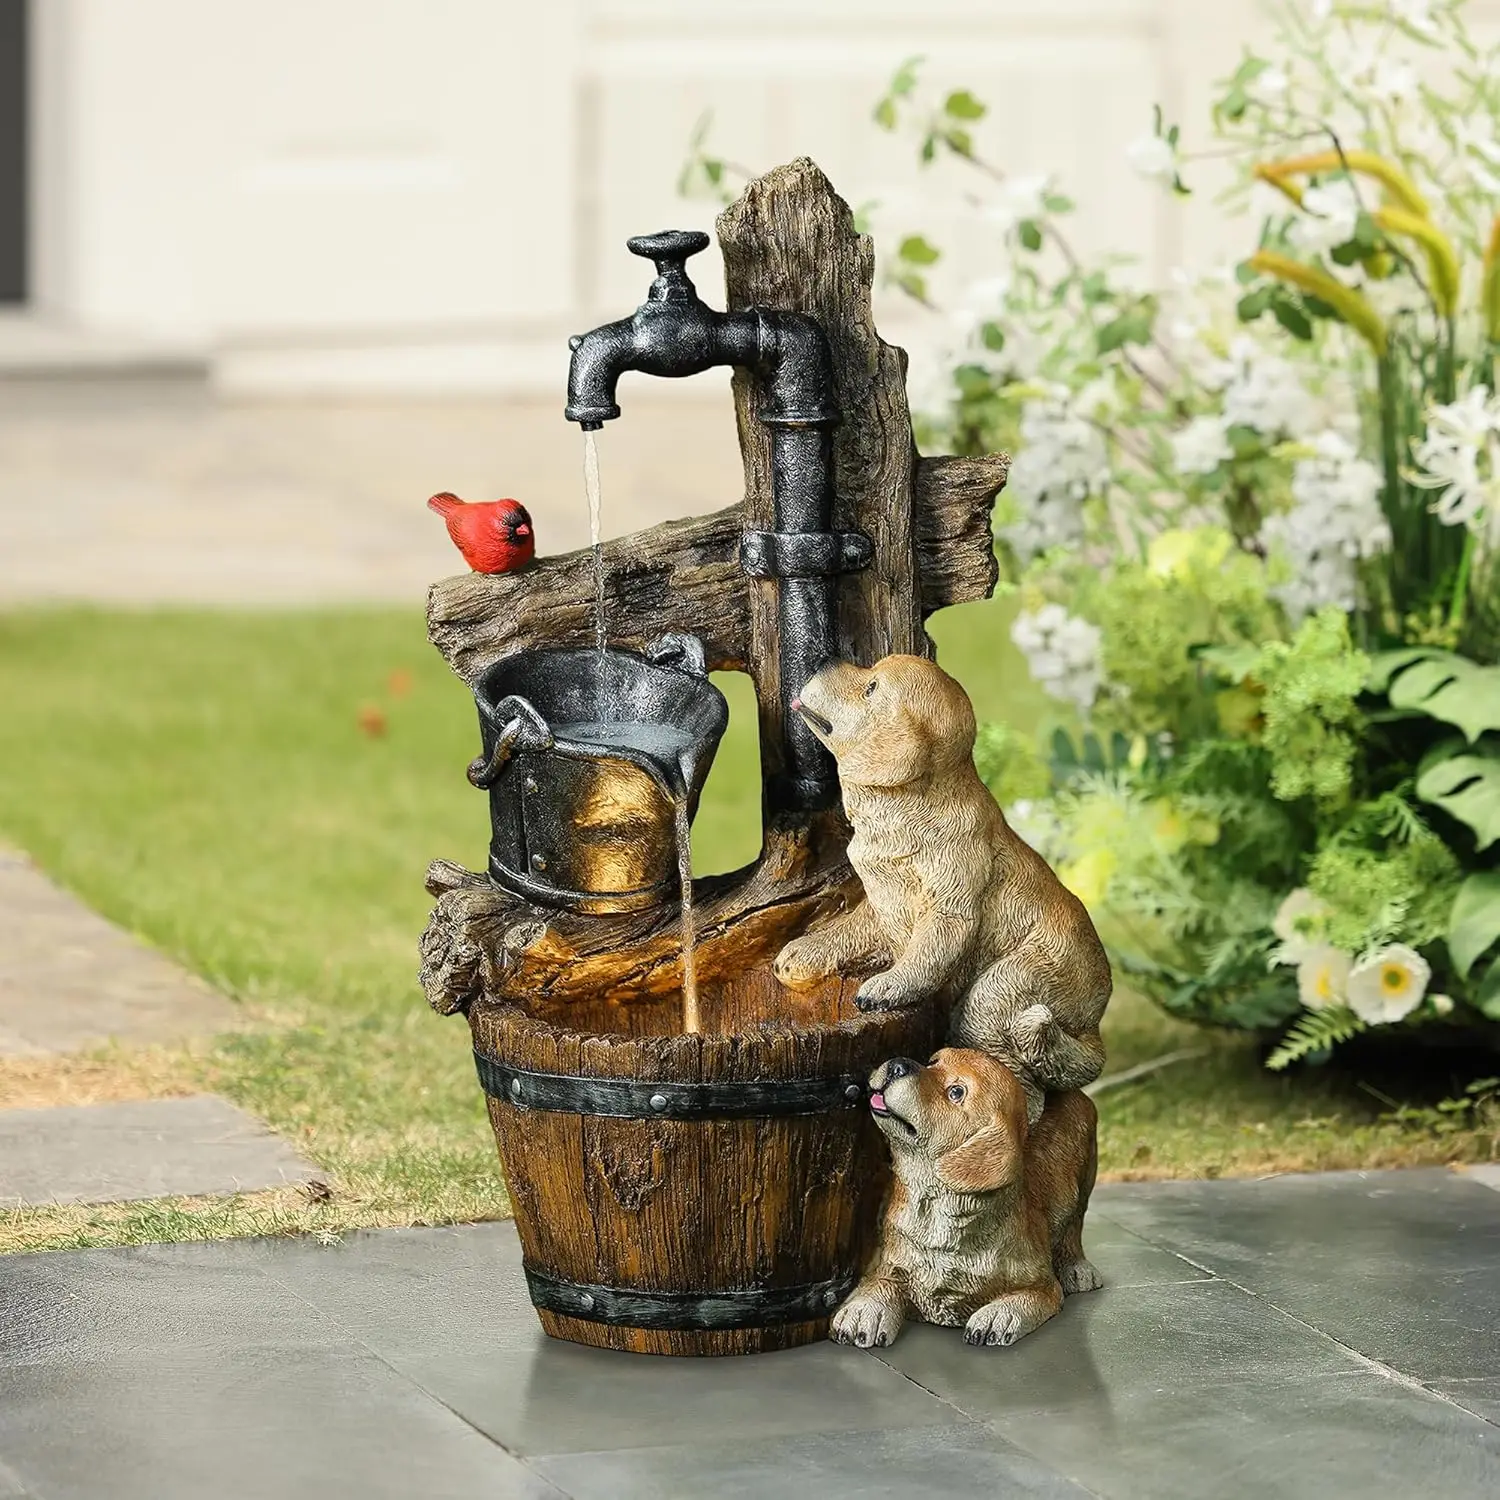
1381, 965, 1408, 994
1316, 970, 1335, 999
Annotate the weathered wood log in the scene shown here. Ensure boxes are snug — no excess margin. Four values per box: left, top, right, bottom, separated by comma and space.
426, 452, 1006, 690
469, 977, 942, 1354
420, 827, 863, 1016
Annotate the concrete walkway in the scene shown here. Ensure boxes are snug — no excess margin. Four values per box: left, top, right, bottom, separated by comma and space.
0, 846, 240, 1057
2, 1169, 1497, 1499
0, 375, 741, 604
0, 846, 319, 1207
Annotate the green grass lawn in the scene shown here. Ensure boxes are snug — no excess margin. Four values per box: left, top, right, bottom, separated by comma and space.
0, 599, 1493, 1254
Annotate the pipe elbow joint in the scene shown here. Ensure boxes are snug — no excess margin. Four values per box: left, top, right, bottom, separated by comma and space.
752, 310, 840, 429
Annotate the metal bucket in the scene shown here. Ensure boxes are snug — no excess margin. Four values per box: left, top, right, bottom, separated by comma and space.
467, 633, 728, 913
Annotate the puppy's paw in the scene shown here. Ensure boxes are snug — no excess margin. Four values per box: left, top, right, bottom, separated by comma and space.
1011, 1003, 1060, 1050
964, 1300, 1024, 1348
855, 970, 919, 1013
830, 1294, 904, 1349
1059, 1258, 1103, 1296
773, 934, 836, 990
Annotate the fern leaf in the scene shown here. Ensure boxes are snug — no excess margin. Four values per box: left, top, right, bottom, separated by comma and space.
1265, 1007, 1366, 1071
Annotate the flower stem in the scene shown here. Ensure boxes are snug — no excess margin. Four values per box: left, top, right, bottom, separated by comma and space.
1449, 528, 1476, 636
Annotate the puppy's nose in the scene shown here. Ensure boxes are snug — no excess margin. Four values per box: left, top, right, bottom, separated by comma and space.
884, 1057, 922, 1081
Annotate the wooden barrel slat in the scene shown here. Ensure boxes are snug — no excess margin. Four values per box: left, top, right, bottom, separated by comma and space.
470, 976, 940, 1356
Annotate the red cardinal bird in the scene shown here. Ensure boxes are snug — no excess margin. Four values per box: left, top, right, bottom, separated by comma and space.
427, 493, 535, 574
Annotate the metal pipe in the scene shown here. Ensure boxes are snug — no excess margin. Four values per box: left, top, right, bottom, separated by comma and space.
563, 230, 866, 815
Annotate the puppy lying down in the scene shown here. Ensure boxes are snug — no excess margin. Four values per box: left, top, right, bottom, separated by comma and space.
776, 655, 1113, 1118
832, 1048, 1101, 1349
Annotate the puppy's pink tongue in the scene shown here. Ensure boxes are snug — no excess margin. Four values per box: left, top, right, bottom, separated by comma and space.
869, 1090, 887, 1113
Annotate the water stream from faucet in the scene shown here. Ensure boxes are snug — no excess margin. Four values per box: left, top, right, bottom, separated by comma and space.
673, 793, 700, 1034
583, 430, 607, 666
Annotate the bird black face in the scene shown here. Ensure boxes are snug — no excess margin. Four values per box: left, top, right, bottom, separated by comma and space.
508, 504, 533, 539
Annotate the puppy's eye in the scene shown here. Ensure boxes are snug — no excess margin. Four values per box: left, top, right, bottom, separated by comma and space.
864, 679, 878, 698
946, 1084, 966, 1104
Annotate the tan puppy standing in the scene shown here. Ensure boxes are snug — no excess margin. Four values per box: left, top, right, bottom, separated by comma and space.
831, 1048, 1101, 1348
776, 655, 1113, 1116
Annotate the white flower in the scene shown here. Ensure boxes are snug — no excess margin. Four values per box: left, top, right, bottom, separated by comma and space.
999, 386, 1110, 563
1430, 993, 1455, 1016
1346, 944, 1431, 1024
1392, 0, 1441, 40
1248, 64, 1290, 105
1288, 180, 1362, 258
1257, 429, 1388, 622
1410, 387, 1500, 529
1330, 33, 1418, 106
983, 173, 1051, 235
1288, 432, 1390, 559
1222, 337, 1315, 438
1171, 415, 1234, 476
1273, 889, 1329, 960
1297, 945, 1352, 1012
1127, 133, 1176, 182
1010, 605, 1104, 711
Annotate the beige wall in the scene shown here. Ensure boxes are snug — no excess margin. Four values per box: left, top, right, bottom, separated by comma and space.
29, 0, 1489, 396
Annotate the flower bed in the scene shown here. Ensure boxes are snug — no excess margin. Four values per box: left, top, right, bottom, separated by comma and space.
871, 1, 1500, 1068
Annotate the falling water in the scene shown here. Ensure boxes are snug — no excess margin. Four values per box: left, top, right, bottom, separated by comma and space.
583, 430, 607, 660
674, 794, 700, 1035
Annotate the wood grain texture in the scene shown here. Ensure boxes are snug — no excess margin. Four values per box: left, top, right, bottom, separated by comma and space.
425, 449, 1006, 691
420, 828, 862, 1015
471, 981, 942, 1355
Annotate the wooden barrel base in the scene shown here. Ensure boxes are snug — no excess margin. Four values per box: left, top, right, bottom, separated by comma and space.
470, 960, 942, 1356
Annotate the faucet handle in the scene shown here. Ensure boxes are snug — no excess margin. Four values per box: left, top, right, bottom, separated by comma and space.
627, 231, 711, 304
627, 230, 711, 276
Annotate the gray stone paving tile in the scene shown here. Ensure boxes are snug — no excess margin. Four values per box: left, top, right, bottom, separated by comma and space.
0, 1095, 319, 1207
1075, 1213, 1217, 1289
1463, 1163, 1500, 1192
871, 1279, 1500, 1499
0, 845, 242, 1056
994, 1369, 1499, 1500
0, 1345, 563, 1500
247, 1219, 540, 1356
534, 1422, 1087, 1500
399, 1334, 964, 1459
1428, 1375, 1500, 1424
1093, 1169, 1500, 1382
872, 1278, 1363, 1416
0, 1238, 346, 1366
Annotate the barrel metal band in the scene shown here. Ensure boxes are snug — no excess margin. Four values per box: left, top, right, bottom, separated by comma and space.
525, 1266, 856, 1330
475, 1050, 867, 1119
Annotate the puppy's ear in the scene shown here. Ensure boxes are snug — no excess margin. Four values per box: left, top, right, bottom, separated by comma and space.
835, 713, 928, 788
935, 1124, 1021, 1194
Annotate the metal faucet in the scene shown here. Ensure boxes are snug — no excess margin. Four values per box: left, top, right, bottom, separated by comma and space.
564, 230, 872, 817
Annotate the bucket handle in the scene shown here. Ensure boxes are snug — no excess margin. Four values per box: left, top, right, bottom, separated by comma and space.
645, 632, 708, 678
467, 695, 553, 789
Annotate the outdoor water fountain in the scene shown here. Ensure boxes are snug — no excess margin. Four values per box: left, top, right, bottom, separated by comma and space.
421, 159, 1009, 1355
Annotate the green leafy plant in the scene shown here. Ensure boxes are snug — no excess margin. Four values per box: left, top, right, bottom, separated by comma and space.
867, 0, 1500, 1068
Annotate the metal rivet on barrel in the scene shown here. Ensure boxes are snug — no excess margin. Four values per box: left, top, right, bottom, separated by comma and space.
530, 853, 548, 872
844, 1083, 862, 1102
524, 776, 538, 794
509, 1077, 523, 1100
649, 1093, 669, 1113
578, 1292, 595, 1312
